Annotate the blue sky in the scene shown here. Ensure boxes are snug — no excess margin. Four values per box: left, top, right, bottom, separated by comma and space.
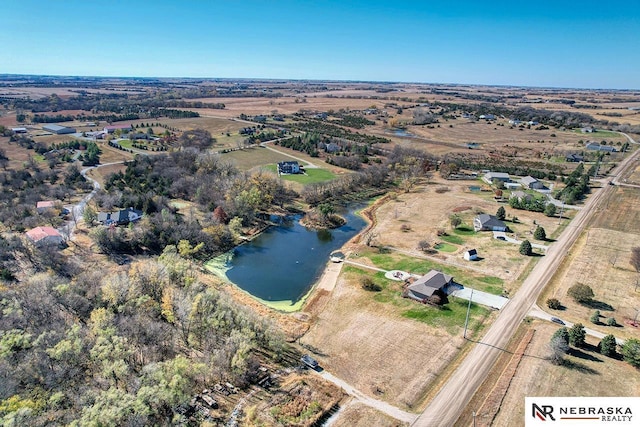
2, 0, 639, 89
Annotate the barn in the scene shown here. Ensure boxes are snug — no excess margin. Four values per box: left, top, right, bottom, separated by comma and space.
42, 124, 76, 134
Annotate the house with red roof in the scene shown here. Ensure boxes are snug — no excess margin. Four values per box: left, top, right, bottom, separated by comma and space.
25, 226, 63, 246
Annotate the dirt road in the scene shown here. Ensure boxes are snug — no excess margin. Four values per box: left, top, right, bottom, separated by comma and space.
317, 370, 417, 424
412, 140, 640, 426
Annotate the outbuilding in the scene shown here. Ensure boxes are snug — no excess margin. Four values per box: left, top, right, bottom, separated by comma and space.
42, 124, 76, 134
463, 249, 478, 261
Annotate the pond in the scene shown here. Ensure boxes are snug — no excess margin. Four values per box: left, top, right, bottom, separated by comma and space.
206, 206, 367, 311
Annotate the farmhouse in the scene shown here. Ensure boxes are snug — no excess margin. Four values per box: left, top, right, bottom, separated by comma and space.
277, 161, 301, 174
97, 208, 143, 225
104, 123, 133, 134
586, 142, 616, 152
520, 175, 544, 190
482, 172, 511, 185
566, 153, 584, 162
474, 214, 507, 232
463, 249, 478, 261
26, 226, 63, 246
510, 191, 533, 203
404, 270, 453, 302
42, 124, 76, 134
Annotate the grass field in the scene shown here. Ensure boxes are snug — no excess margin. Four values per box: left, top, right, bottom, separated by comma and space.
538, 187, 640, 342
359, 249, 504, 295
222, 146, 300, 171
434, 242, 457, 252
279, 168, 337, 184
491, 322, 640, 426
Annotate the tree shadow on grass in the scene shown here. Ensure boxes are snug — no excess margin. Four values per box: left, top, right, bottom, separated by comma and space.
561, 359, 600, 375
583, 300, 614, 311
568, 347, 603, 363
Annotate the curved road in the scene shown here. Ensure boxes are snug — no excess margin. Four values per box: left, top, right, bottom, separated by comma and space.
412, 136, 640, 427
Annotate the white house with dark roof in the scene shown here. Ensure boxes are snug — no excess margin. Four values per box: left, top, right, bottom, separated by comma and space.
520, 176, 544, 190
474, 214, 507, 232
463, 249, 478, 261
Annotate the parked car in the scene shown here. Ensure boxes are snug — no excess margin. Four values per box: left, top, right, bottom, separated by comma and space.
551, 317, 565, 325
496, 236, 506, 241
301, 355, 319, 369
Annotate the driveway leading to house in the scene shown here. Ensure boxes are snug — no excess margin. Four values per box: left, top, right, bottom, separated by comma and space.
493, 231, 548, 251
449, 287, 509, 310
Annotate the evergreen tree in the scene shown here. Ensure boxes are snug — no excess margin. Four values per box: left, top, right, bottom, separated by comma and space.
568, 323, 586, 347
496, 206, 506, 220
598, 334, 617, 357
519, 239, 532, 256
534, 226, 546, 240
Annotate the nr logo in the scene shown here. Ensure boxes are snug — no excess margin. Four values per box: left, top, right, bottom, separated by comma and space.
532, 403, 556, 421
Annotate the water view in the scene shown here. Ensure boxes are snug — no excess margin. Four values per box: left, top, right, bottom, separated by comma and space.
209, 206, 366, 311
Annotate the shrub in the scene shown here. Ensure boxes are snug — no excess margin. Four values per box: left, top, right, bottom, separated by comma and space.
417, 240, 431, 252
400, 224, 411, 232
568, 323, 586, 348
621, 338, 640, 368
546, 298, 562, 310
607, 317, 618, 327
434, 186, 450, 194
567, 283, 594, 304
545, 202, 557, 217
590, 310, 601, 324
496, 206, 506, 220
534, 226, 546, 241
360, 277, 382, 292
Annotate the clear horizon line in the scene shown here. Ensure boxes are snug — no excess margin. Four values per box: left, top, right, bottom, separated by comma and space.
0, 72, 638, 92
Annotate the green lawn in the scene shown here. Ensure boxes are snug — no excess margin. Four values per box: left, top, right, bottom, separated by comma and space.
403, 299, 490, 335
441, 234, 464, 245
363, 249, 504, 295
454, 225, 476, 236
277, 168, 337, 184
116, 139, 133, 149
434, 242, 457, 252
342, 265, 491, 336
574, 129, 622, 138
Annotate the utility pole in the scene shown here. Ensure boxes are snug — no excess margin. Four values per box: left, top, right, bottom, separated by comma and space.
463, 289, 474, 339
558, 197, 565, 225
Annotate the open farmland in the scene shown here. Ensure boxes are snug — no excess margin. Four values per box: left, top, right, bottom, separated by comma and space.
489, 321, 640, 427
541, 187, 640, 340
222, 146, 302, 171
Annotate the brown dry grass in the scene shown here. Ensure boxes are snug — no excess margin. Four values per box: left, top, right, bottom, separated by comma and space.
491, 321, 640, 427
540, 188, 640, 340
302, 261, 478, 410
332, 402, 409, 427
370, 182, 563, 285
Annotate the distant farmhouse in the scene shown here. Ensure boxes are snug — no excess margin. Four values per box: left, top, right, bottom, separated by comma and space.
474, 214, 507, 232
277, 161, 301, 175
520, 176, 545, 190
26, 226, 63, 247
586, 142, 616, 152
104, 123, 133, 134
510, 191, 533, 204
565, 153, 584, 163
36, 200, 57, 214
404, 270, 453, 304
43, 124, 76, 134
98, 208, 143, 226
482, 172, 511, 185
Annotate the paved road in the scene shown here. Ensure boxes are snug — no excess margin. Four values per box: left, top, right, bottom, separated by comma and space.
412, 135, 640, 427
